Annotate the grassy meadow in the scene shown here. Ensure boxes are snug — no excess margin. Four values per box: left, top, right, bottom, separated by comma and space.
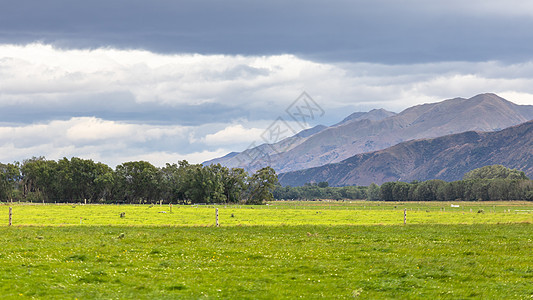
0, 201, 532, 299
2, 201, 533, 226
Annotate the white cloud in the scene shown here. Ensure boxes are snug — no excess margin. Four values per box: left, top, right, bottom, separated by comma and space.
0, 44, 313, 107
0, 117, 188, 145
65, 118, 134, 141
64, 117, 187, 143
0, 117, 195, 166
1, 43, 533, 166
2, 43, 533, 114
497, 91, 533, 106
203, 125, 263, 146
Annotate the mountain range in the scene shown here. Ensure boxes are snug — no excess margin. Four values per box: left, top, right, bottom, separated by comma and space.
278, 119, 533, 186
205, 94, 533, 176
204, 107, 397, 170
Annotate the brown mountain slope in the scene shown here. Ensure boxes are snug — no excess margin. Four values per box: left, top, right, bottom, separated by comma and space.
278, 120, 533, 186
206, 94, 533, 173
203, 108, 395, 167
270, 93, 533, 173
205, 93, 533, 173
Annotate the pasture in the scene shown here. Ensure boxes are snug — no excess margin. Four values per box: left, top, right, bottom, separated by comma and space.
2, 201, 533, 226
1, 201, 532, 299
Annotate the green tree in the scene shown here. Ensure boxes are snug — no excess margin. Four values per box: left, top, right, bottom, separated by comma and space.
464, 165, 529, 180
223, 168, 248, 203
183, 164, 227, 204
247, 167, 278, 204
160, 161, 190, 203
54, 157, 116, 202
379, 182, 395, 201
410, 180, 446, 201
115, 161, 162, 203
21, 157, 60, 202
392, 182, 410, 201
202, 164, 228, 204
367, 183, 381, 200
183, 164, 205, 203
470, 180, 490, 201
93, 163, 115, 202
341, 186, 366, 200
318, 181, 329, 188
0, 163, 21, 201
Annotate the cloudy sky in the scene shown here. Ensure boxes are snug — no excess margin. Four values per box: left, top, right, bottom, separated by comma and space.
1, 0, 533, 167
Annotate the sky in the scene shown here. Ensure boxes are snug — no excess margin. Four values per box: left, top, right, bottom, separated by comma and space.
1, 0, 533, 167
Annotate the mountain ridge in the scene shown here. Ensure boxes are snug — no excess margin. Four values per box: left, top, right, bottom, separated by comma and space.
203, 107, 395, 167
335, 108, 397, 126
278, 120, 533, 186
205, 93, 533, 173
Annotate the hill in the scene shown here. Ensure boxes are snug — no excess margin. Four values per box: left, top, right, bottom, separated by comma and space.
205, 94, 533, 173
203, 108, 394, 168
278, 120, 533, 186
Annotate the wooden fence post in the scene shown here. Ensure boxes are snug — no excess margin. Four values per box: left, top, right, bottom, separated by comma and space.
170, 203, 172, 213
9, 207, 12, 226
216, 208, 219, 227
404, 208, 406, 225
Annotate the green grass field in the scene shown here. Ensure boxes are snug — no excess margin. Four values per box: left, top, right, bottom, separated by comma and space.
2, 201, 533, 226
1, 202, 532, 299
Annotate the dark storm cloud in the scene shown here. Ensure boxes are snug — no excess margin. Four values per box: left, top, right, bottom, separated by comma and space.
2, 0, 533, 63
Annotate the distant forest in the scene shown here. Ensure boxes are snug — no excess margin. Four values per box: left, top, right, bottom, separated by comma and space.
1, 159, 531, 203
276, 165, 533, 201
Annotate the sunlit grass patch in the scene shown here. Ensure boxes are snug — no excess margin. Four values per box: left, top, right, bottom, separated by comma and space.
1, 201, 532, 226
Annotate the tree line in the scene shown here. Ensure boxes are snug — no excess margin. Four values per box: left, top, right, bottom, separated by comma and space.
274, 182, 368, 200
2, 160, 531, 203
376, 165, 533, 201
0, 157, 278, 204
275, 165, 533, 201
